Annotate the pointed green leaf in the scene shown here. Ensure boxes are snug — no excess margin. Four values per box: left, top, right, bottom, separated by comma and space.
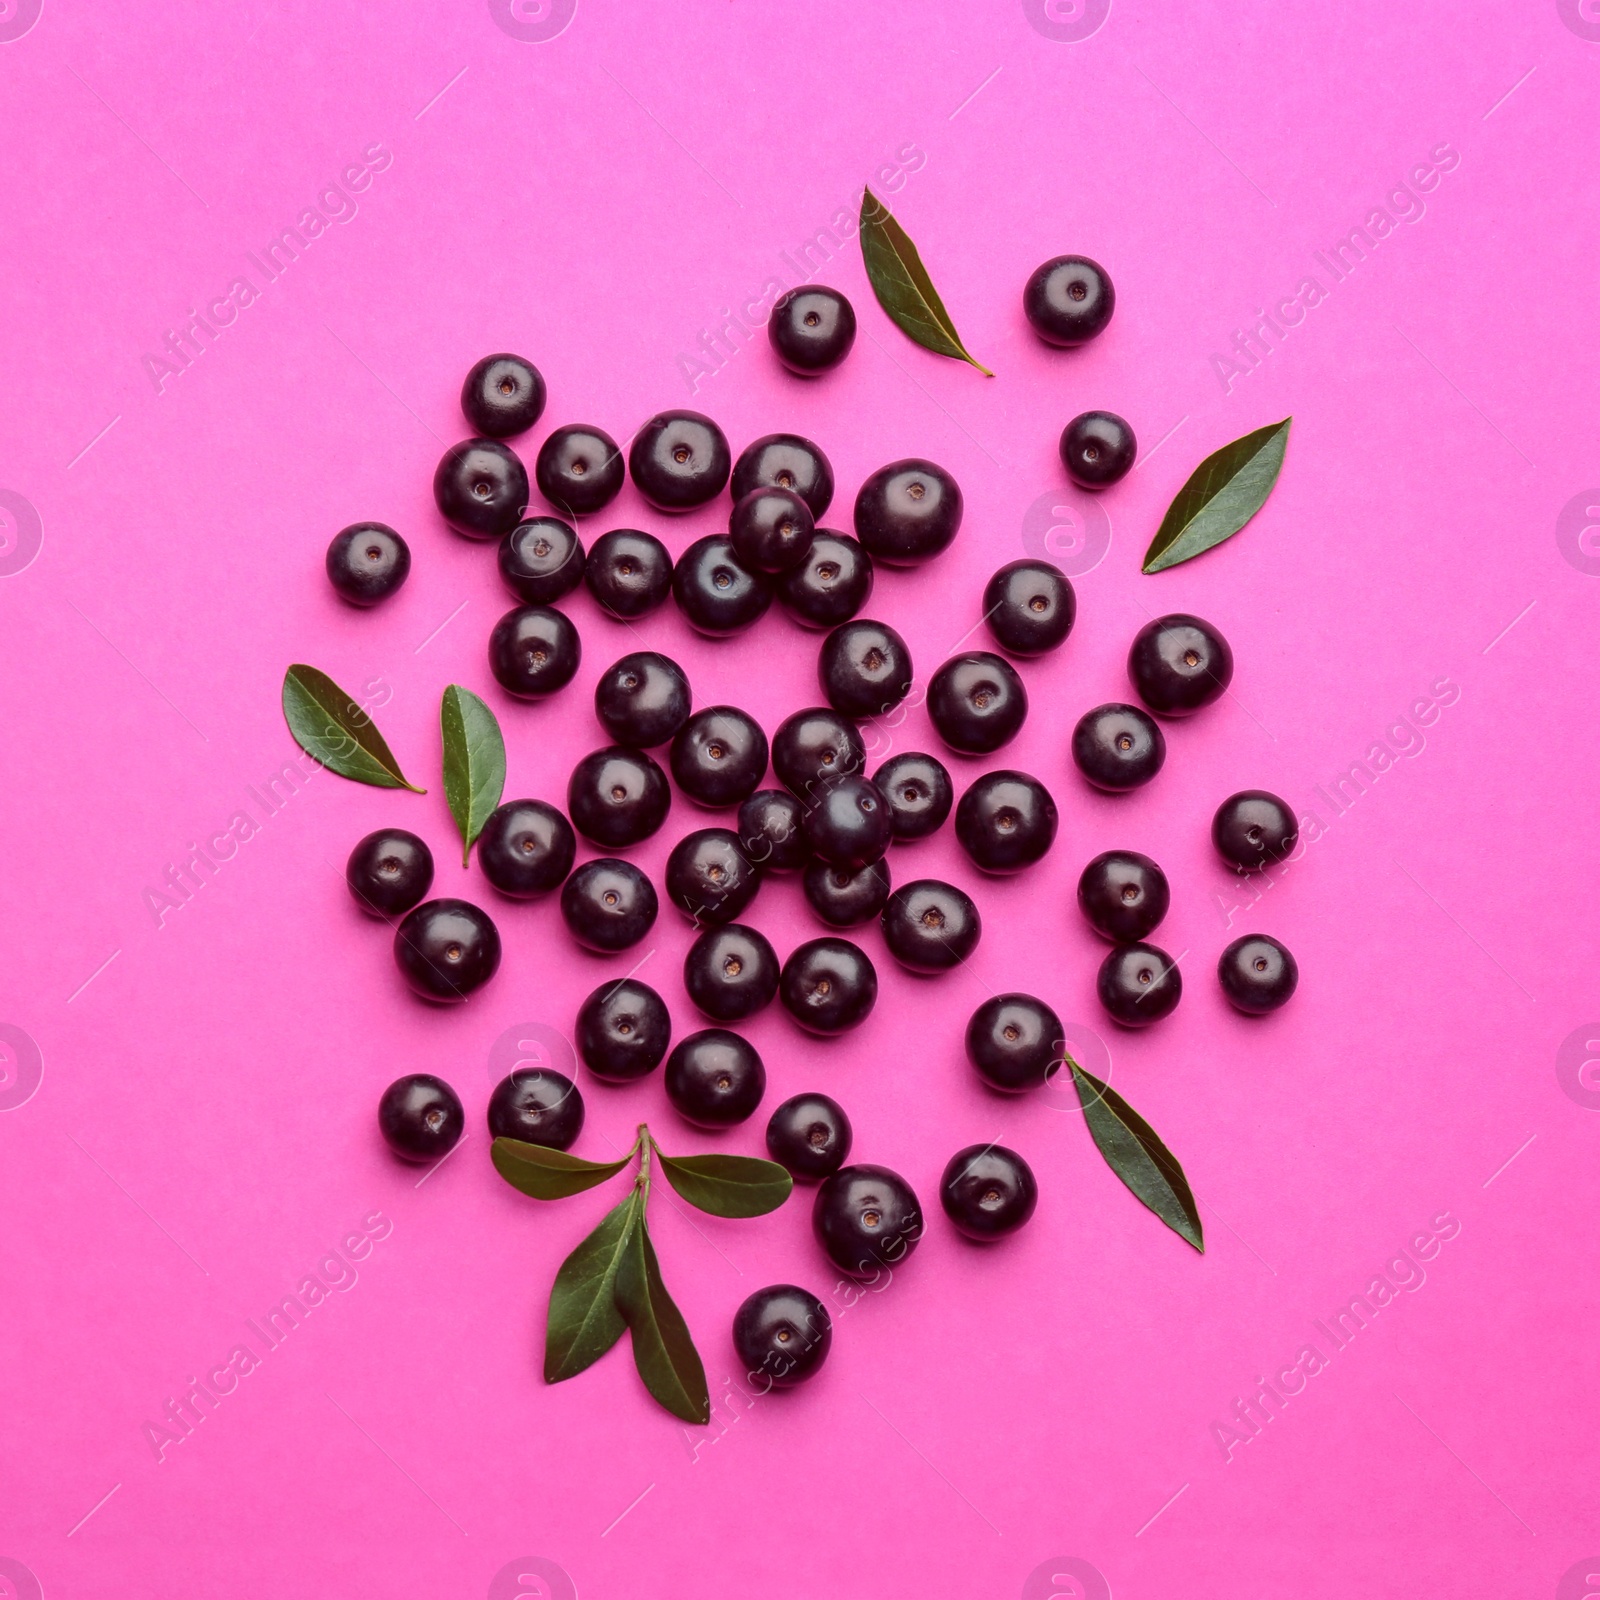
1142, 417, 1292, 573
615, 1215, 710, 1424
859, 186, 992, 375
1069, 1061, 1204, 1253
440, 684, 506, 866
654, 1148, 793, 1219
282, 664, 423, 791
492, 1137, 632, 1201
545, 1190, 639, 1383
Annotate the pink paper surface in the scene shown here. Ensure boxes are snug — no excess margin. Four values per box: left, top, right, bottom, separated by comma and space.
1, 3, 1596, 1595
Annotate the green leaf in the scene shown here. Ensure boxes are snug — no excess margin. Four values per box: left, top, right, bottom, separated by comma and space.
440, 684, 506, 866
615, 1214, 710, 1424
1142, 418, 1292, 574
492, 1137, 633, 1201
654, 1148, 793, 1218
545, 1190, 639, 1383
281, 664, 423, 792
1069, 1061, 1204, 1253
859, 186, 992, 376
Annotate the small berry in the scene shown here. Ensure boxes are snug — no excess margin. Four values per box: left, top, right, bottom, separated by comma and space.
347, 828, 433, 917
768, 285, 856, 374
1060, 410, 1136, 490
378, 1074, 464, 1163
434, 438, 529, 540
1218, 934, 1298, 1014
965, 994, 1063, 1093
766, 1092, 853, 1182
664, 828, 760, 925
955, 771, 1058, 874
499, 516, 585, 605
477, 800, 576, 898
771, 707, 864, 800
780, 937, 878, 1034
854, 458, 962, 566
488, 1067, 584, 1150
1097, 941, 1182, 1027
802, 775, 891, 870
670, 706, 769, 807
461, 352, 546, 437
940, 1144, 1037, 1240
594, 651, 691, 748
803, 858, 891, 927
731, 1284, 833, 1387
326, 522, 410, 607
1023, 255, 1115, 347
927, 652, 1028, 754
729, 486, 814, 574
672, 535, 772, 637
488, 605, 582, 699
778, 530, 874, 628
584, 528, 673, 619
1077, 850, 1169, 941
737, 789, 809, 872
560, 859, 658, 952
566, 747, 671, 848
983, 559, 1075, 656
1212, 790, 1298, 871
1128, 613, 1234, 717
665, 1028, 766, 1128
575, 978, 671, 1082
630, 410, 731, 511
881, 879, 981, 973
872, 752, 953, 841
731, 432, 834, 519
535, 424, 624, 518
1072, 704, 1166, 791
813, 1164, 923, 1277
393, 899, 502, 1002
818, 619, 913, 719
683, 922, 779, 1021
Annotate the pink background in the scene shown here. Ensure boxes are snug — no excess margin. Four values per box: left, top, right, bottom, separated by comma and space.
1, 2, 1596, 1595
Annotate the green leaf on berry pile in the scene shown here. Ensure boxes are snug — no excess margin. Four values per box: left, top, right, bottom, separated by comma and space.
653, 1147, 793, 1219
1142, 417, 1292, 574
440, 684, 506, 866
545, 1190, 640, 1383
1068, 1060, 1204, 1253
859, 186, 992, 376
615, 1214, 710, 1424
492, 1137, 634, 1201
281, 664, 423, 791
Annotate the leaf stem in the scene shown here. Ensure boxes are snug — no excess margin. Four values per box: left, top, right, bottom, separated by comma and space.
635, 1123, 652, 1202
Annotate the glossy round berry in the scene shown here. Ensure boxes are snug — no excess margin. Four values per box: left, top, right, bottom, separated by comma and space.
1023, 254, 1115, 347
462, 353, 546, 438
393, 898, 502, 1002
683, 922, 779, 1021
566, 747, 671, 848
814, 1164, 923, 1278
768, 285, 856, 375
729, 486, 815, 575
1077, 850, 1169, 942
594, 651, 691, 748
584, 528, 673, 619
488, 605, 582, 699
955, 771, 1058, 874
1212, 790, 1298, 871
477, 799, 576, 898
665, 1029, 766, 1128
488, 1067, 584, 1150
535, 423, 624, 518
575, 977, 671, 1082
347, 828, 433, 917
872, 753, 953, 841
732, 1284, 832, 1387
818, 619, 913, 720
378, 1073, 463, 1163
766, 1092, 853, 1182
983, 559, 1075, 656
673, 535, 772, 637
854, 458, 962, 566
498, 516, 585, 605
881, 879, 981, 973
1072, 704, 1166, 792
1218, 933, 1299, 1014
927, 652, 1028, 754
434, 438, 529, 539
1129, 614, 1234, 717
560, 859, 658, 953
803, 775, 891, 870
1097, 941, 1182, 1027
671, 706, 769, 807
940, 1144, 1037, 1240
771, 707, 864, 800
1060, 410, 1136, 490
737, 789, 808, 872
965, 994, 1063, 1093
732, 432, 834, 520
780, 937, 878, 1035
803, 859, 891, 927
778, 530, 874, 628
630, 410, 731, 512
664, 828, 760, 925
326, 522, 410, 607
